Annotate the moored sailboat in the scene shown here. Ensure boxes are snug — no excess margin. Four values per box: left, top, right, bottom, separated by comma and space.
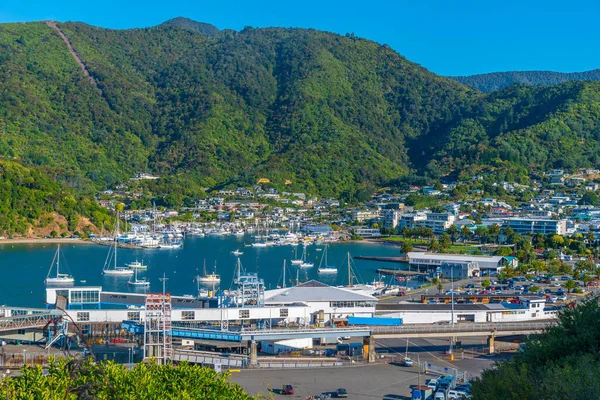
127, 268, 150, 287
45, 245, 75, 285
317, 245, 337, 274
103, 213, 133, 276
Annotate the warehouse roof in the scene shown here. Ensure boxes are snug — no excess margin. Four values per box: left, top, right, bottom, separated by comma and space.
265, 280, 377, 303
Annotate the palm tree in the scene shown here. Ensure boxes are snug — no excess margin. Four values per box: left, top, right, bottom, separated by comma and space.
447, 225, 458, 245
564, 279, 577, 293
461, 225, 471, 242
488, 224, 501, 244
400, 241, 414, 255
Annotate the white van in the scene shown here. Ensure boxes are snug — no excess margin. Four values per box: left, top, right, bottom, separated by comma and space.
434, 391, 446, 400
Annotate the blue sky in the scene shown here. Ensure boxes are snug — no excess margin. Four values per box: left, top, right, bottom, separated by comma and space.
0, 0, 598, 76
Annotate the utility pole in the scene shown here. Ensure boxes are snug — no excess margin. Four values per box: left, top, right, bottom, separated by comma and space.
451, 266, 455, 328
160, 273, 168, 298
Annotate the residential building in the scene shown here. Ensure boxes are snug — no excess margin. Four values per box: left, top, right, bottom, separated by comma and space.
501, 218, 567, 235
414, 213, 456, 235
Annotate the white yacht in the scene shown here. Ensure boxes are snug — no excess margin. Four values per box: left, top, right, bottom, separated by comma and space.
103, 215, 134, 276
126, 259, 147, 270
45, 245, 75, 285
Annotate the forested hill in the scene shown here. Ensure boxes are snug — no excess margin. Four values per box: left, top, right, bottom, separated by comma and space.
1, 19, 600, 207
451, 69, 600, 92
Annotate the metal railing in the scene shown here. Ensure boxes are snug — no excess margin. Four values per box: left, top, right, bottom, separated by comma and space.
371, 320, 555, 335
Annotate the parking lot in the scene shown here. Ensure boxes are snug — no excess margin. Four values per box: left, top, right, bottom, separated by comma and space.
388, 273, 596, 305
233, 336, 505, 399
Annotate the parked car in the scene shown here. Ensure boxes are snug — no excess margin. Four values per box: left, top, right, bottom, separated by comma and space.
282, 384, 294, 395
465, 290, 473, 295
402, 357, 414, 367
465, 284, 475, 288
426, 378, 438, 390
558, 295, 568, 301
336, 388, 348, 398
434, 391, 446, 400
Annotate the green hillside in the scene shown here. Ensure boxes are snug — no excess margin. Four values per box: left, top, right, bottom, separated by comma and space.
451, 69, 600, 92
0, 19, 600, 206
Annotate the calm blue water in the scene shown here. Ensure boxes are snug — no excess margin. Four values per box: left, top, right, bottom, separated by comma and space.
0, 237, 410, 307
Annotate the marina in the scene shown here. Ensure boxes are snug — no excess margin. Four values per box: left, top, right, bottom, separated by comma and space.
0, 236, 410, 307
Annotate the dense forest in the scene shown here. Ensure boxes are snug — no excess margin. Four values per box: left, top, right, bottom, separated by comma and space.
451, 69, 600, 92
472, 296, 600, 399
1, 18, 600, 214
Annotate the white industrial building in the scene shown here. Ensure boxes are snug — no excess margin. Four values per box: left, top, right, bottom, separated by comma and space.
263, 281, 377, 325
377, 298, 557, 324
45, 282, 376, 327
407, 252, 514, 277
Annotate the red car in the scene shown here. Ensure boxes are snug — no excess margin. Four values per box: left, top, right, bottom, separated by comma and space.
282, 385, 294, 395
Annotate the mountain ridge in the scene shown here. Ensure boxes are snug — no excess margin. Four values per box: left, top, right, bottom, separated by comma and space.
0, 19, 599, 208
451, 69, 600, 92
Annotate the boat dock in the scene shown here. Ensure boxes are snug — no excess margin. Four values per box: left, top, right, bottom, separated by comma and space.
92, 240, 150, 250
375, 269, 428, 278
353, 256, 408, 263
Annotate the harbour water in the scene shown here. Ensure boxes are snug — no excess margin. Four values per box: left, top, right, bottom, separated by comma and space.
0, 236, 413, 307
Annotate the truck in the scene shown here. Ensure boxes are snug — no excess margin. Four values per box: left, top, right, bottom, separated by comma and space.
411, 385, 433, 400
318, 337, 342, 346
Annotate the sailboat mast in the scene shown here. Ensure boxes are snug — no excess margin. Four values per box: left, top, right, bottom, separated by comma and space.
348, 252, 351, 286
114, 213, 119, 270
283, 259, 286, 288
56, 245, 60, 277
296, 267, 299, 286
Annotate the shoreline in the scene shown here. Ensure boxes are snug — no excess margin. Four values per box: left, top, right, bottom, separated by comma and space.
0, 238, 91, 245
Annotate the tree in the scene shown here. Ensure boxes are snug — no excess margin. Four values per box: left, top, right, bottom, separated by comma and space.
440, 232, 452, 250
579, 191, 599, 206
529, 285, 539, 293
563, 279, 577, 293
400, 241, 414, 255
446, 225, 458, 245
482, 279, 491, 288
50, 230, 58, 238
503, 226, 515, 243
488, 224, 501, 244
1, 358, 258, 399
428, 237, 441, 252
471, 296, 600, 400
461, 225, 472, 242
551, 235, 565, 249
496, 247, 513, 257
